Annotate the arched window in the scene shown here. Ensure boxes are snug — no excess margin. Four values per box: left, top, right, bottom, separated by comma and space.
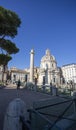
52, 64, 53, 67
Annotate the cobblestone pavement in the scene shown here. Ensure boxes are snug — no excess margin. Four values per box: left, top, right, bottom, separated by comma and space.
0, 87, 52, 130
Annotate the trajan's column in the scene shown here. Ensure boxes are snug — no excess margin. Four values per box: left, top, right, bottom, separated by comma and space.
30, 49, 34, 83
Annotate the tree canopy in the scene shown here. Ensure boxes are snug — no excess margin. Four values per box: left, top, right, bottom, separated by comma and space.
0, 6, 21, 38
0, 6, 21, 66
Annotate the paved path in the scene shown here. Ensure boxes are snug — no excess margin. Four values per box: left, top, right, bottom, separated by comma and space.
0, 88, 52, 130
0, 87, 75, 130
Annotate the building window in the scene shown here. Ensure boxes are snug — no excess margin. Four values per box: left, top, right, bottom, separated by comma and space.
52, 64, 53, 67
25, 75, 27, 82
43, 76, 45, 85
53, 77, 55, 83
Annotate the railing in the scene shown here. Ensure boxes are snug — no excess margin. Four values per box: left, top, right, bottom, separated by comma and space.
28, 97, 76, 130
20, 116, 31, 130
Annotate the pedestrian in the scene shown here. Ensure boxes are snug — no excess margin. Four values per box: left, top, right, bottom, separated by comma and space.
17, 79, 21, 89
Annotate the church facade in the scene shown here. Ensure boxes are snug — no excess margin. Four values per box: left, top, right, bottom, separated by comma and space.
37, 49, 63, 86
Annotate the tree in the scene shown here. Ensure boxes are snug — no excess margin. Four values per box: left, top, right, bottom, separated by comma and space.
0, 6, 21, 81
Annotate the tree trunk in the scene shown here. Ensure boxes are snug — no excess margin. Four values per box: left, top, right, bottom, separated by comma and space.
2, 65, 6, 82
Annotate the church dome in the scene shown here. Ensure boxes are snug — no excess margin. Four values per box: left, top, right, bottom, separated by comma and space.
46, 49, 51, 56
51, 55, 55, 61
41, 49, 56, 62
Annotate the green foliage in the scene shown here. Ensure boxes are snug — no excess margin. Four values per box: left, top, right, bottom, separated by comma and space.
0, 6, 21, 37
0, 54, 12, 65
0, 6, 21, 66
0, 39, 19, 54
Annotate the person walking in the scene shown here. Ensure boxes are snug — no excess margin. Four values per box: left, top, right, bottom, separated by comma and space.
17, 79, 21, 89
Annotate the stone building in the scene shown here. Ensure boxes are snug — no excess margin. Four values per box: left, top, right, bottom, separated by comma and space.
0, 65, 8, 82
9, 66, 39, 84
38, 49, 63, 86
0, 49, 63, 87
9, 67, 28, 83
61, 63, 76, 84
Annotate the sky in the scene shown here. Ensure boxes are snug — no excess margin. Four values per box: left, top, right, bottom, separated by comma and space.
0, 0, 76, 69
